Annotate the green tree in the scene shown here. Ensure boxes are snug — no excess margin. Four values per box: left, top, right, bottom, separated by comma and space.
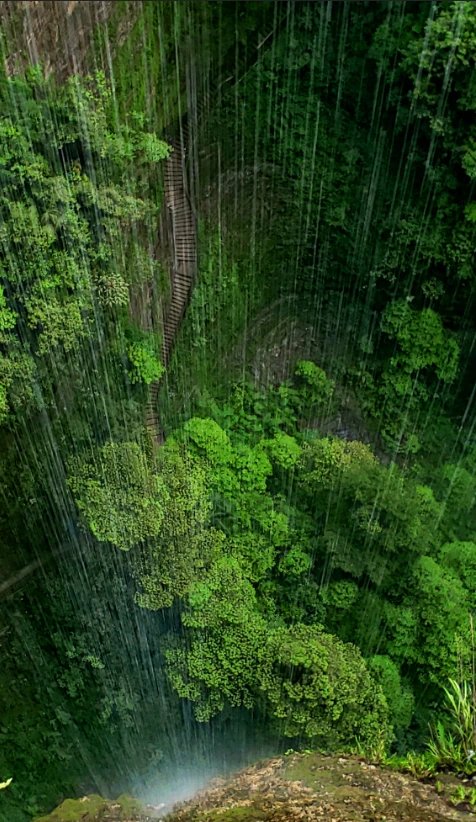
166, 558, 390, 748
68, 442, 166, 551
0, 68, 168, 424
259, 624, 390, 747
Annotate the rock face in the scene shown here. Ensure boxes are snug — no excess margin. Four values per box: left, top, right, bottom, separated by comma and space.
0, 0, 118, 81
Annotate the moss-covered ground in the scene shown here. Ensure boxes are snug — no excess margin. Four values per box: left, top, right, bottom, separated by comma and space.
34, 793, 147, 822
166, 753, 469, 822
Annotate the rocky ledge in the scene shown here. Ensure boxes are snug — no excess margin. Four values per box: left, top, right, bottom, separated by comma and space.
36, 753, 474, 822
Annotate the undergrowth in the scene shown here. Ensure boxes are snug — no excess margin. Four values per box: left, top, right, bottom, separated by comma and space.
285, 675, 476, 782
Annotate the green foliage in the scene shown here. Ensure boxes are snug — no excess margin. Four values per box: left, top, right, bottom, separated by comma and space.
66, 360, 476, 776
383, 750, 438, 779
295, 361, 334, 407
321, 581, 359, 614
278, 546, 312, 578
195, 382, 298, 442
133, 447, 224, 610
0, 351, 35, 424
381, 301, 459, 382
367, 656, 414, 734
34, 795, 107, 822
69, 439, 225, 606
427, 679, 476, 773
65, 380, 476, 757
260, 431, 302, 469
0, 67, 168, 423
0, 289, 16, 333
9, 1, 476, 812
184, 417, 234, 464
449, 785, 476, 809
167, 569, 390, 749
435, 468, 476, 541
382, 557, 471, 687
63, 415, 396, 752
356, 301, 461, 447
172, 358, 334, 450
427, 721, 467, 775
299, 437, 440, 587
188, 232, 243, 351
68, 442, 166, 550
127, 341, 164, 385
300, 437, 378, 491
97, 272, 129, 309
258, 624, 391, 747
441, 542, 476, 604
166, 557, 265, 720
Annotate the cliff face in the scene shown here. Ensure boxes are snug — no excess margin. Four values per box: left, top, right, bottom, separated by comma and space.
0, 0, 134, 81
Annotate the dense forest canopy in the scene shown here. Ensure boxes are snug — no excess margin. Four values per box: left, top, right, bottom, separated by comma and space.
1, 1, 476, 819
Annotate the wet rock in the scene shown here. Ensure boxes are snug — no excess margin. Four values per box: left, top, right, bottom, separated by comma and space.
34, 793, 156, 822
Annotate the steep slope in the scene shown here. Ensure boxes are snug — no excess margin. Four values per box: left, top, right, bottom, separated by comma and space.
0, 1, 118, 81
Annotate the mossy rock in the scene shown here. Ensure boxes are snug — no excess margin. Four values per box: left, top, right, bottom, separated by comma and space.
115, 794, 145, 819
34, 795, 108, 822
201, 807, 266, 821
34, 793, 145, 822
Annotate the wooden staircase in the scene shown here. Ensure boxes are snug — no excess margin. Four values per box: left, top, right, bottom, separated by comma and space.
145, 133, 197, 445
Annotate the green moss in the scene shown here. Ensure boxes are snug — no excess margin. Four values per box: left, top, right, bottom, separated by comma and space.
283, 754, 361, 791
283, 754, 329, 788
34, 794, 107, 822
116, 794, 144, 819
196, 806, 266, 822
33, 794, 146, 822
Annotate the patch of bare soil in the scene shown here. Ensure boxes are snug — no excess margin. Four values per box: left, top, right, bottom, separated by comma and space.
166, 754, 469, 822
